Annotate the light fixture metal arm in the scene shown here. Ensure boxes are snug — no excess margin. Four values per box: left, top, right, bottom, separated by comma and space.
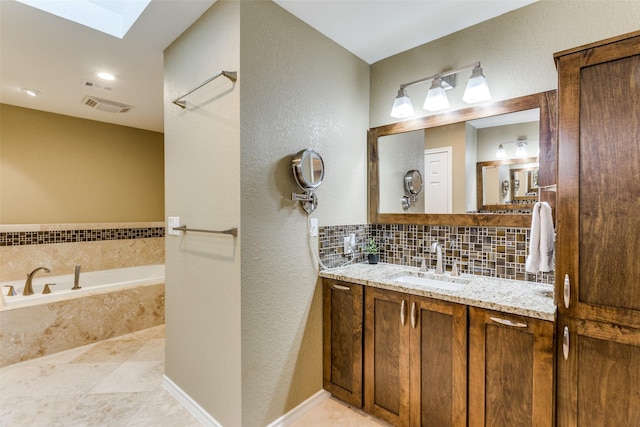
399, 62, 480, 90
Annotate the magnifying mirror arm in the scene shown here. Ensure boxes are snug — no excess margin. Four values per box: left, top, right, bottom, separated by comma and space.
291, 190, 318, 214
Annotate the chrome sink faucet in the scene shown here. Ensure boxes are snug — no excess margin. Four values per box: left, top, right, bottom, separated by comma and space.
24, 266, 51, 296
430, 242, 444, 274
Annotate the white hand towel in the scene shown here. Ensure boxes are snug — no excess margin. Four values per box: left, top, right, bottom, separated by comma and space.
526, 201, 555, 273
526, 202, 541, 273
539, 202, 555, 272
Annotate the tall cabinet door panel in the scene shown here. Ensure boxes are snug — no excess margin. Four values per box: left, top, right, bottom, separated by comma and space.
468, 308, 554, 427
410, 296, 467, 427
555, 31, 640, 326
364, 287, 410, 426
323, 279, 363, 407
557, 317, 640, 426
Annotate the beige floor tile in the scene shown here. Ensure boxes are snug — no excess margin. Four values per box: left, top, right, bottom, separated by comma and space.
127, 337, 165, 362
290, 397, 391, 427
89, 360, 164, 394
70, 338, 145, 363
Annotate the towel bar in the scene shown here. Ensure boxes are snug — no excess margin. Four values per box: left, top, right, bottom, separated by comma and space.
172, 70, 237, 108
173, 225, 238, 237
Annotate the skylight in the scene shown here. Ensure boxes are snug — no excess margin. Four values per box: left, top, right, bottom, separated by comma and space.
16, 0, 152, 39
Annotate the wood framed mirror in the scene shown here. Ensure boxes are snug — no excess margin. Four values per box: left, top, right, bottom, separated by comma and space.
368, 90, 556, 227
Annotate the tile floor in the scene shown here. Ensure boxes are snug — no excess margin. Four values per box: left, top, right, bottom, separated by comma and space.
0, 325, 386, 426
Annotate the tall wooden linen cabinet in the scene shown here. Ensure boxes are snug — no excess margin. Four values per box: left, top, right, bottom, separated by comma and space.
555, 30, 640, 426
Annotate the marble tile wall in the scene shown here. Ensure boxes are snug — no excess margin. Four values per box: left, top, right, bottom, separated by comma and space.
319, 223, 554, 284
0, 283, 165, 367
0, 222, 165, 281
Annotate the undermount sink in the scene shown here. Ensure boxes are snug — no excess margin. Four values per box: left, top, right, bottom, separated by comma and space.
393, 273, 470, 291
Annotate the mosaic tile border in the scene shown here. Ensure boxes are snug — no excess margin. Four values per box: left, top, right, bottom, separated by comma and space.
0, 227, 165, 247
319, 223, 554, 285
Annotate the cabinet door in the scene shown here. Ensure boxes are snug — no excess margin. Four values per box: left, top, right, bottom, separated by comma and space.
468, 308, 554, 427
557, 316, 640, 426
323, 279, 363, 407
409, 296, 467, 427
364, 287, 410, 426
555, 32, 640, 326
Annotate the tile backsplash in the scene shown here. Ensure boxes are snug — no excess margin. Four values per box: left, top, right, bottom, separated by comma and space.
319, 223, 553, 285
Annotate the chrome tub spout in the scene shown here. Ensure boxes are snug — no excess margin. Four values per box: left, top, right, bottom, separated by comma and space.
24, 267, 51, 296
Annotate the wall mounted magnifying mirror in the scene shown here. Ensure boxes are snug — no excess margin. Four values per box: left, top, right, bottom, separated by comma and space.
368, 90, 557, 227
402, 170, 423, 210
291, 149, 325, 213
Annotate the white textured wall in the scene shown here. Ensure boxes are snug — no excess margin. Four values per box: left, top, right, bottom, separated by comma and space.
163, 2, 242, 426
239, 1, 369, 425
379, 131, 425, 213
370, 1, 640, 127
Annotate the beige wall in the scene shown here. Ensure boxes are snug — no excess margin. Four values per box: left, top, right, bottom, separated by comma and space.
370, 1, 640, 128
239, 1, 369, 426
378, 131, 425, 213
163, 1, 242, 426
164, 0, 368, 425
0, 104, 164, 224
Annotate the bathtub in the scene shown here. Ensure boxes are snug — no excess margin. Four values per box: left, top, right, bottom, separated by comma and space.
0, 264, 165, 366
1, 264, 165, 308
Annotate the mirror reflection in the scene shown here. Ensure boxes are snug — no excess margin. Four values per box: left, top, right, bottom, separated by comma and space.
378, 108, 540, 214
477, 158, 538, 211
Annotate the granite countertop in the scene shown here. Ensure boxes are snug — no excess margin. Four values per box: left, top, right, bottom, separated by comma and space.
319, 262, 556, 321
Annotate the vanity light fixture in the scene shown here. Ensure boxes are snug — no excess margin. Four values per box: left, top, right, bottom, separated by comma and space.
423, 77, 450, 112
391, 87, 415, 119
515, 138, 528, 157
495, 144, 507, 159
390, 61, 491, 118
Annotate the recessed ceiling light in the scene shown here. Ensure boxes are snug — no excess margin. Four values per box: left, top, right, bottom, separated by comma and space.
97, 72, 116, 81
21, 88, 41, 97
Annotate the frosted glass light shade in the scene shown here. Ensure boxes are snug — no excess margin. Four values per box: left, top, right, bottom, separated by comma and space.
391, 88, 415, 119
463, 66, 491, 104
515, 141, 528, 157
495, 144, 507, 159
423, 78, 449, 112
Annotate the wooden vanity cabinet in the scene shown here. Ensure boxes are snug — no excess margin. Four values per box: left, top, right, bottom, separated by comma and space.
363, 286, 467, 427
468, 307, 554, 427
554, 31, 640, 425
322, 279, 364, 408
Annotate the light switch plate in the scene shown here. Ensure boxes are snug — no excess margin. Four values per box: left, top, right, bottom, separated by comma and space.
167, 216, 181, 236
309, 218, 319, 237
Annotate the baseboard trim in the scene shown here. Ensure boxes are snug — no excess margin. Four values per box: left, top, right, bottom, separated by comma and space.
267, 389, 331, 427
162, 375, 223, 427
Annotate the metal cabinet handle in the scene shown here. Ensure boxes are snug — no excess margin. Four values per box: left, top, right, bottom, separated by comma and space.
411, 302, 417, 328
489, 317, 528, 328
563, 274, 571, 309
563, 326, 570, 360
333, 284, 351, 291
400, 300, 406, 326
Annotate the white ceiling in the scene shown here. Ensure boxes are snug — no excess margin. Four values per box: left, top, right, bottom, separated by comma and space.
0, 0, 536, 133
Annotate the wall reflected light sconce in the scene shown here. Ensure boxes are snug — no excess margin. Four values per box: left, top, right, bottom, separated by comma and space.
21, 88, 41, 97
495, 137, 529, 159
515, 138, 528, 157
390, 62, 491, 119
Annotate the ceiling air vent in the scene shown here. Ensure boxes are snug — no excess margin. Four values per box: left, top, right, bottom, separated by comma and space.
81, 80, 113, 91
82, 96, 133, 113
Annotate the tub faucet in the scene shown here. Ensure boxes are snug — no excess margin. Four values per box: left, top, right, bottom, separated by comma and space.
430, 242, 444, 275
24, 267, 51, 296
72, 265, 81, 290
